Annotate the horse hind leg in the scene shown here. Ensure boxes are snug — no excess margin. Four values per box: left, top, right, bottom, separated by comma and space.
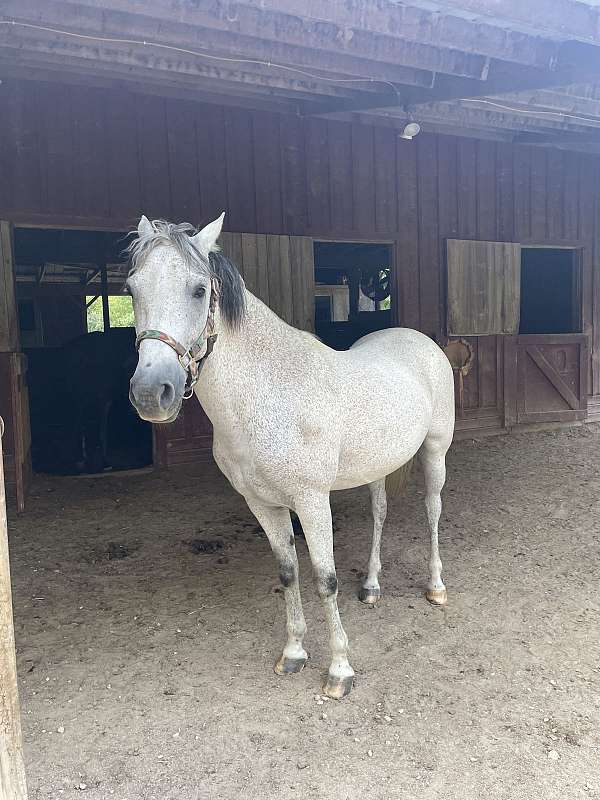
358, 478, 387, 605
420, 439, 449, 606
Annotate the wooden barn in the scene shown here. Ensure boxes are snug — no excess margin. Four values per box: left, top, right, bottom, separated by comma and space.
2, 1, 600, 516
4, 1, 600, 795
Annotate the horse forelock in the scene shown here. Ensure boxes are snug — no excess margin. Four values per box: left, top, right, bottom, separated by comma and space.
125, 219, 246, 330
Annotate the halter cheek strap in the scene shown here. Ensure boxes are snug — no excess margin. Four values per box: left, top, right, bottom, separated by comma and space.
135, 287, 218, 399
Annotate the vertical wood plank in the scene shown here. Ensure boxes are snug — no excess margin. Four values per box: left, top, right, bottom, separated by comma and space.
396, 138, 419, 329
196, 103, 229, 225
255, 234, 269, 304
305, 118, 331, 234
456, 138, 477, 239
135, 93, 172, 219
328, 120, 353, 234
437, 136, 458, 240
224, 108, 256, 233
36, 81, 75, 218
546, 148, 565, 241
0, 420, 28, 800
166, 99, 202, 224
417, 134, 440, 339
7, 80, 42, 216
220, 232, 243, 272
280, 115, 308, 236
374, 126, 398, 234
253, 111, 283, 235
106, 89, 141, 225
278, 236, 294, 325
513, 145, 532, 242
70, 85, 110, 219
591, 157, 600, 394
530, 147, 547, 241
0, 82, 17, 217
563, 151, 579, 243
578, 155, 595, 392
266, 234, 283, 319
477, 336, 498, 408
476, 140, 497, 241
352, 123, 375, 232
0, 222, 19, 353
496, 142, 515, 242
290, 236, 315, 331
241, 233, 259, 295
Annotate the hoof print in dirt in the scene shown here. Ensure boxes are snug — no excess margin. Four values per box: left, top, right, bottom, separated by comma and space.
189, 538, 224, 554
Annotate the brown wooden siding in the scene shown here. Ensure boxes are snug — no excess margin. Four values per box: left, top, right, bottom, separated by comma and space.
2, 78, 600, 411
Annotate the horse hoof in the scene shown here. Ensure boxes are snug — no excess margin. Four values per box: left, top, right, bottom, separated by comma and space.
358, 586, 381, 605
322, 673, 354, 700
426, 587, 448, 606
274, 655, 307, 675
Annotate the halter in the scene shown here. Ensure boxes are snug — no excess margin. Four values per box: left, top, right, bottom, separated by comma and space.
135, 285, 218, 399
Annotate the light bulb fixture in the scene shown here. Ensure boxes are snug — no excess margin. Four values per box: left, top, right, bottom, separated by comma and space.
399, 122, 421, 140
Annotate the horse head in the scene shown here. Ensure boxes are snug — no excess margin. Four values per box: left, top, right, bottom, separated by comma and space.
126, 213, 245, 423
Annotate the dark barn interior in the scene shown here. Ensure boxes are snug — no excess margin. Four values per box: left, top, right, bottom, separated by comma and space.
13, 227, 152, 476
314, 241, 393, 349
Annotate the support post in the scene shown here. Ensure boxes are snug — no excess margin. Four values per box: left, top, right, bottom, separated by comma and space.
100, 263, 110, 334
0, 417, 28, 800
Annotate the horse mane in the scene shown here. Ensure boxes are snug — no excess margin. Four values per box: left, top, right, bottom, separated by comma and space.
126, 219, 246, 330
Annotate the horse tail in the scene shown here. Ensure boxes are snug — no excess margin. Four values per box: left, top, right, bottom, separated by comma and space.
385, 458, 414, 498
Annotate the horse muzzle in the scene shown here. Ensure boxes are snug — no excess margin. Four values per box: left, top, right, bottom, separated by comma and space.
129, 360, 185, 423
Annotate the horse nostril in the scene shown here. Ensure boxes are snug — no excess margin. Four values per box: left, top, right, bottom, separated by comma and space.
159, 382, 175, 410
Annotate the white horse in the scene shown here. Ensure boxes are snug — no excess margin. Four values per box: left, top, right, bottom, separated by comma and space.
127, 215, 455, 699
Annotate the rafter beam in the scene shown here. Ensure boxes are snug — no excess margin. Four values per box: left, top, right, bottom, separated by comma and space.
231, 0, 559, 68
406, 0, 600, 45
4, 0, 484, 83
497, 88, 600, 122
0, 24, 394, 103
371, 100, 600, 139
0, 58, 298, 114
302, 40, 600, 116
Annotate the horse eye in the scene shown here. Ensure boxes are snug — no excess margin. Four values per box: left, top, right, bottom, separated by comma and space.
193, 285, 206, 299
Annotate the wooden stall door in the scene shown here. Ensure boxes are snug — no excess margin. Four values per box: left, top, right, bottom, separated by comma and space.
153, 233, 315, 467
0, 222, 32, 511
505, 335, 588, 425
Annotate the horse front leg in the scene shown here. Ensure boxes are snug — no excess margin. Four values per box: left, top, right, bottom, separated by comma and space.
296, 495, 354, 699
245, 501, 308, 674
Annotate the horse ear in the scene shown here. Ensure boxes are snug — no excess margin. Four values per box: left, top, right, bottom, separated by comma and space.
137, 215, 154, 237
191, 212, 225, 253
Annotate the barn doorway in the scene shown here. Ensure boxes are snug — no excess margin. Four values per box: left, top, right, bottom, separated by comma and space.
313, 241, 394, 349
13, 227, 152, 476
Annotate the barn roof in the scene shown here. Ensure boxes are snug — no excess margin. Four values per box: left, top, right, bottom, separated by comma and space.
3, 1, 600, 151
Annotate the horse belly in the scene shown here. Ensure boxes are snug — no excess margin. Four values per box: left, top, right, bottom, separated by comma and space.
332, 378, 432, 490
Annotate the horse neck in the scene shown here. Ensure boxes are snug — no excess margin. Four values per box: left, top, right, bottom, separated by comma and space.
194, 289, 294, 419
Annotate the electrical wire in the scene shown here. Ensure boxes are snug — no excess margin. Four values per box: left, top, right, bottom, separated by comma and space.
0, 18, 401, 98
460, 98, 600, 127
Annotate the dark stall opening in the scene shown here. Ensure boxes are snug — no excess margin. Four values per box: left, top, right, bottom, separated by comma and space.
519, 248, 581, 335
14, 227, 152, 476
314, 241, 394, 350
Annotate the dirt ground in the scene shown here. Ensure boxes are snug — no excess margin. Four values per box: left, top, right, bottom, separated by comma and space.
8, 426, 600, 800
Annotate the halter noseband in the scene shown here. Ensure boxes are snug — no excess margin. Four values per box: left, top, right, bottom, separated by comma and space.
135, 286, 217, 399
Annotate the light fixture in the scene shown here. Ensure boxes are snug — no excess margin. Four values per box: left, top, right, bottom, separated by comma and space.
399, 122, 421, 140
